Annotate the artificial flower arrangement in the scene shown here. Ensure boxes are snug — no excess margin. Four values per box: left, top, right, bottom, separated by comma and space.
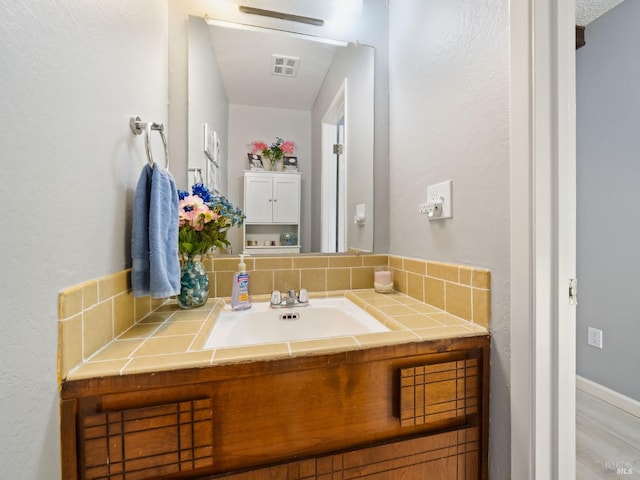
249, 137, 296, 170
177, 183, 245, 256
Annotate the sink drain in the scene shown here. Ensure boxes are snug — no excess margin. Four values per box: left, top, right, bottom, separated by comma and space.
279, 312, 300, 321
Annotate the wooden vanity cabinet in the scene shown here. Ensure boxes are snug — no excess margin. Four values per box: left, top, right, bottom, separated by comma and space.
61, 335, 490, 480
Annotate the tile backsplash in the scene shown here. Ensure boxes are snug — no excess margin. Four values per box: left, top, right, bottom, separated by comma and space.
58, 254, 490, 381
203, 254, 389, 297
388, 256, 490, 328
57, 270, 167, 383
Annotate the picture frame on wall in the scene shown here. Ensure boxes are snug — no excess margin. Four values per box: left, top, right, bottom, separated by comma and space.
283, 156, 298, 172
248, 153, 264, 171
205, 156, 215, 192
204, 123, 215, 161
212, 130, 221, 167
214, 167, 221, 194
205, 160, 222, 195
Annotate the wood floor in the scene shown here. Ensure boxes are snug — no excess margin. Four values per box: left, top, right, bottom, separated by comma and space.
577, 388, 640, 479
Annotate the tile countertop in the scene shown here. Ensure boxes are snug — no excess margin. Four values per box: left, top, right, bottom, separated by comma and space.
65, 290, 489, 381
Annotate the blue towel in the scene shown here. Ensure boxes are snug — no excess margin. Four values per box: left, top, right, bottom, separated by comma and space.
131, 165, 152, 296
131, 164, 181, 298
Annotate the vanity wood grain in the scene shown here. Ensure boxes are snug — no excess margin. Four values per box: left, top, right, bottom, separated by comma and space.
61, 335, 490, 480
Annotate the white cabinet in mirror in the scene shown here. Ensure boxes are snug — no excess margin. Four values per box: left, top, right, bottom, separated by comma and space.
243, 171, 301, 254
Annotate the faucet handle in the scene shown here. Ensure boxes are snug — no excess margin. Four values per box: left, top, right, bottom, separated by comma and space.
298, 288, 309, 303
270, 290, 281, 305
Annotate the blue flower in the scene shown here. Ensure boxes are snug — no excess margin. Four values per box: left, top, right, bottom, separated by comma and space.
191, 183, 213, 203
207, 194, 245, 227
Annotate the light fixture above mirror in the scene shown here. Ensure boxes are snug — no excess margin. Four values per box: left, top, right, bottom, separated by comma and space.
234, 0, 364, 33
238, 5, 324, 26
204, 16, 349, 47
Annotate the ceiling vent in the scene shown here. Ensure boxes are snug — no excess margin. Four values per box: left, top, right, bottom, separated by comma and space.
272, 55, 299, 77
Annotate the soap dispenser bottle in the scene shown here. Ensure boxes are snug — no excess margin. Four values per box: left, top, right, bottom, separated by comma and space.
231, 254, 252, 311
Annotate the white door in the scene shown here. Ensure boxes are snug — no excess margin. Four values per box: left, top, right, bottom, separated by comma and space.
321, 81, 347, 252
272, 176, 300, 224
244, 175, 273, 223
336, 117, 346, 252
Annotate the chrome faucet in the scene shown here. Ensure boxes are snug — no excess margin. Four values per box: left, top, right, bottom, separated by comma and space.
270, 288, 309, 308
286, 289, 296, 305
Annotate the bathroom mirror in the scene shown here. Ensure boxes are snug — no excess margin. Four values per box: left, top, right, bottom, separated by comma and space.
185, 14, 375, 254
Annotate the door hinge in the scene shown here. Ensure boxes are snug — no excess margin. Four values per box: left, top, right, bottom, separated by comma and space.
333, 143, 343, 155
569, 278, 578, 305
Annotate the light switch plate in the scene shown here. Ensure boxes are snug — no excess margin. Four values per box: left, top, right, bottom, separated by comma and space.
426, 180, 452, 219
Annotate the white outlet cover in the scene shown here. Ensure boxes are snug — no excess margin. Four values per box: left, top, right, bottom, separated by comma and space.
426, 180, 452, 219
587, 327, 603, 349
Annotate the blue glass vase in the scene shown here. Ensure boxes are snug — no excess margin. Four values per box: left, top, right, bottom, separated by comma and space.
178, 254, 209, 309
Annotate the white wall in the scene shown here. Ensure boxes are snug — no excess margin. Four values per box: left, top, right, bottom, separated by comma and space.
388, 1, 511, 477
188, 15, 229, 194
576, 0, 640, 401
227, 105, 312, 252
0, 0, 168, 478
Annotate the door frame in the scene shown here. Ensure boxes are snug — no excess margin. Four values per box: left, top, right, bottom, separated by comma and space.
321, 80, 348, 253
510, 0, 576, 478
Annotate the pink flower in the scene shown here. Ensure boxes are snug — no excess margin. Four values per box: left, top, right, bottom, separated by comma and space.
281, 141, 296, 155
250, 141, 268, 154
189, 209, 223, 231
192, 215, 205, 231
179, 195, 203, 211
179, 195, 211, 228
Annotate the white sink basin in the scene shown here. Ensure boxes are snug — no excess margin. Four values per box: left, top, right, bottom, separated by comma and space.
204, 297, 389, 349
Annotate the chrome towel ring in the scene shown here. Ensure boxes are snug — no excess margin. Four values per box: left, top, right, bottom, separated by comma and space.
129, 116, 169, 170
188, 167, 204, 184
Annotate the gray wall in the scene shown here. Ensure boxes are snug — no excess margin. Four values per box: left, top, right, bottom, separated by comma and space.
388, 1, 511, 477
227, 105, 312, 252
311, 44, 375, 252
187, 15, 229, 194
0, 1, 168, 477
576, 0, 640, 401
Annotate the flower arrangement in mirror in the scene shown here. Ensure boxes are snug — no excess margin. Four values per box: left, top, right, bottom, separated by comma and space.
176, 183, 245, 308
249, 137, 296, 171
177, 183, 245, 255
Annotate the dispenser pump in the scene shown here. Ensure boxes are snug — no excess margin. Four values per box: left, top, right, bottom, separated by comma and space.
238, 254, 247, 272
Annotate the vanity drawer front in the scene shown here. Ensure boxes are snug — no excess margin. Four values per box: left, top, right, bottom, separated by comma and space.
213, 426, 480, 480
399, 355, 479, 427
81, 399, 213, 480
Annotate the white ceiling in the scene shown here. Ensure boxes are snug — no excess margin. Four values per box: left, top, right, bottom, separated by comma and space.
202, 0, 366, 111
576, 0, 625, 26
207, 24, 340, 110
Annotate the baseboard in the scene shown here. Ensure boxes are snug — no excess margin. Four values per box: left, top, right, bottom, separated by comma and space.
576, 375, 640, 419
